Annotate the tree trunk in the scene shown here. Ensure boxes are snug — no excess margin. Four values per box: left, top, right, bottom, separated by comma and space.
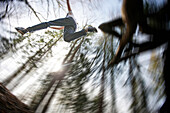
0, 83, 33, 113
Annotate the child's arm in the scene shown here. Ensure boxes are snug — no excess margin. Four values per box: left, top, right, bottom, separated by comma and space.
50, 26, 64, 30
67, 0, 72, 12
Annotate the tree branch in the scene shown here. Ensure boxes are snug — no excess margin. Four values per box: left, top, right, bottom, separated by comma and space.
117, 39, 167, 64
0, 4, 9, 21
24, 0, 41, 22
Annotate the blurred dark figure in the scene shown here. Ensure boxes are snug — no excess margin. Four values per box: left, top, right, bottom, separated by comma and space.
99, 0, 170, 113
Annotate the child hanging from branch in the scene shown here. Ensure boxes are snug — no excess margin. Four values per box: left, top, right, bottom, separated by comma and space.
15, 0, 97, 42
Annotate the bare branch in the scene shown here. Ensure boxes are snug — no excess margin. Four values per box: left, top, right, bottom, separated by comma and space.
24, 0, 41, 22
116, 40, 167, 64
0, 4, 9, 20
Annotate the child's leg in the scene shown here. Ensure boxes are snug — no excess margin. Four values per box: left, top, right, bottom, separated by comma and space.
26, 17, 75, 32
64, 29, 87, 42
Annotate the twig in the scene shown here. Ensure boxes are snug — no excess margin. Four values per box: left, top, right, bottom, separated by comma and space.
24, 0, 41, 22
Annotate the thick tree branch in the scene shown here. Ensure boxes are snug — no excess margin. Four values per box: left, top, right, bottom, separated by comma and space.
116, 39, 167, 64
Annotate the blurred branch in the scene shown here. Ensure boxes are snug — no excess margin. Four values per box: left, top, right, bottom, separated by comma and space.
24, 0, 41, 22
62, 39, 80, 64
33, 37, 85, 112
41, 80, 61, 113
2, 35, 62, 86
108, 31, 168, 67
117, 40, 167, 64
68, 38, 84, 63
0, 4, 8, 21
0, 3, 13, 21
98, 37, 107, 113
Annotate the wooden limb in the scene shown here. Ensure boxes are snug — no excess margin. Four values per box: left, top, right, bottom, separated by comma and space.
110, 38, 167, 65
